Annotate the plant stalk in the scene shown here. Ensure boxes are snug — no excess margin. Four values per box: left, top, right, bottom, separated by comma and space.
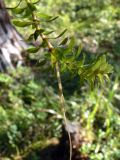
25, 1, 72, 160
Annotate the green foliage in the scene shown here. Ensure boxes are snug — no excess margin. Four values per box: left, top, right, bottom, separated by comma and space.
10, 0, 113, 88
67, 81, 120, 160
1, 0, 120, 159
0, 68, 119, 160
0, 67, 61, 157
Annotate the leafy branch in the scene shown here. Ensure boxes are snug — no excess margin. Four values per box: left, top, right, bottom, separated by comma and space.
11, 0, 113, 159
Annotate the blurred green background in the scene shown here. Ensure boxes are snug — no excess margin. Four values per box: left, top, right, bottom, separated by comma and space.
0, 0, 120, 159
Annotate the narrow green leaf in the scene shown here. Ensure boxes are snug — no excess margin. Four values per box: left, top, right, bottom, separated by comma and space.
78, 53, 86, 66
27, 47, 40, 53
48, 29, 67, 39
26, 34, 34, 42
97, 74, 104, 84
6, 0, 23, 10
12, 20, 32, 27
36, 12, 52, 20
12, 7, 26, 14
75, 44, 82, 59
55, 36, 75, 58
104, 74, 110, 82
44, 31, 55, 35
59, 37, 69, 45
34, 29, 44, 40
68, 36, 75, 50
22, 8, 32, 18
47, 16, 59, 22
56, 29, 67, 38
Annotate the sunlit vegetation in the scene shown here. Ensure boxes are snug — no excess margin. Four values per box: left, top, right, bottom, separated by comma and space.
0, 0, 120, 159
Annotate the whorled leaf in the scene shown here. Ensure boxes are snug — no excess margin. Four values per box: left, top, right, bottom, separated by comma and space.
12, 19, 32, 27
12, 7, 26, 14
78, 55, 113, 87
58, 37, 75, 56
36, 12, 52, 20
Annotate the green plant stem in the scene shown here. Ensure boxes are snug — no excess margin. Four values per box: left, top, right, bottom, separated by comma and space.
55, 62, 72, 160
25, 1, 72, 160
86, 91, 102, 129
